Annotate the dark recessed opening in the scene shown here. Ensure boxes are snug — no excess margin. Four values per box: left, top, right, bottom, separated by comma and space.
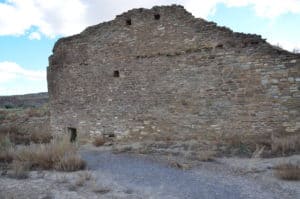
216, 43, 223, 48
68, 127, 77, 142
126, 19, 131, 25
113, 70, 120, 77
154, 14, 160, 20
108, 134, 115, 138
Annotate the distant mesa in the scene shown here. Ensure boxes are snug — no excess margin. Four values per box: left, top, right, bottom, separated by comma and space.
0, 92, 48, 108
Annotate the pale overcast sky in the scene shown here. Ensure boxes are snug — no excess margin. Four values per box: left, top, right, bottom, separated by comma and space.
0, 0, 300, 95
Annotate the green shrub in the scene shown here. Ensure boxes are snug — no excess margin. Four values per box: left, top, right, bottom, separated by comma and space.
4, 104, 14, 109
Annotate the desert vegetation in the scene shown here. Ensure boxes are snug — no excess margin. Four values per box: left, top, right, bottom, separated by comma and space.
92, 135, 106, 147
274, 163, 300, 181
0, 106, 86, 177
218, 131, 300, 158
0, 135, 85, 179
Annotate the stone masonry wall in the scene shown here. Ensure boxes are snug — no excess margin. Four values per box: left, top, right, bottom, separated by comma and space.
47, 5, 300, 139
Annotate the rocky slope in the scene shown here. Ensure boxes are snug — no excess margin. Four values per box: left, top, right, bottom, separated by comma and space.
0, 92, 48, 108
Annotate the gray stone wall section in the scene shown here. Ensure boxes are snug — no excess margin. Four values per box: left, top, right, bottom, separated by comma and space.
47, 5, 300, 138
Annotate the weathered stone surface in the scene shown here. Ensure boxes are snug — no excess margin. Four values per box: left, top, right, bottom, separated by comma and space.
47, 5, 300, 138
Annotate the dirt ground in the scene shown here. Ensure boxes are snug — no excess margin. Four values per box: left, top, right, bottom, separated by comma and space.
0, 145, 299, 199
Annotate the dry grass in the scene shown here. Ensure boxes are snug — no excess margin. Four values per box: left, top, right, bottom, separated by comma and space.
8, 136, 85, 171
222, 134, 256, 156
271, 134, 300, 155
0, 148, 14, 164
0, 126, 29, 145
0, 135, 14, 163
55, 153, 86, 172
0, 106, 50, 145
274, 163, 300, 181
26, 107, 48, 118
0, 126, 52, 145
220, 132, 300, 157
92, 136, 106, 147
192, 150, 217, 161
30, 130, 53, 144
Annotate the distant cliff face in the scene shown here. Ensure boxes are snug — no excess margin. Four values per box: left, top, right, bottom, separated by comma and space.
47, 5, 300, 138
0, 92, 48, 108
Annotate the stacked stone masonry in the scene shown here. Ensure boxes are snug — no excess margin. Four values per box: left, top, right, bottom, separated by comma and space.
47, 5, 300, 138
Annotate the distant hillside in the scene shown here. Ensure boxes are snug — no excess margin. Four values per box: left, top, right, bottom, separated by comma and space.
0, 92, 48, 108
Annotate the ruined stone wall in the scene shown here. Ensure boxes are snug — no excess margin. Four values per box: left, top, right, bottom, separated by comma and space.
47, 5, 300, 138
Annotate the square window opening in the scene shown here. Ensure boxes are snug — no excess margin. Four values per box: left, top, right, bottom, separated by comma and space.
126, 19, 131, 25
113, 70, 120, 77
154, 14, 160, 20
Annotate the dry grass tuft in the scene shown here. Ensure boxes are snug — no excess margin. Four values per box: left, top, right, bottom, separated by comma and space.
274, 163, 300, 181
192, 150, 217, 161
92, 136, 106, 147
55, 153, 86, 172
30, 130, 53, 144
271, 134, 300, 155
0, 135, 14, 163
13, 136, 85, 171
0, 135, 85, 172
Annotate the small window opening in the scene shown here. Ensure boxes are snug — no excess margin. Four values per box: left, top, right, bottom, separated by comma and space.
68, 127, 77, 142
108, 134, 115, 138
154, 14, 160, 20
216, 43, 223, 48
113, 70, 120, 77
126, 19, 131, 25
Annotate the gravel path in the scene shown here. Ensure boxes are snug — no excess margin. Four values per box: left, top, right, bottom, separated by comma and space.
81, 150, 286, 199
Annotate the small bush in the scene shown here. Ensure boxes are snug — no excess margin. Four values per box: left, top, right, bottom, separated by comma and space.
274, 163, 300, 181
4, 104, 14, 109
92, 136, 105, 147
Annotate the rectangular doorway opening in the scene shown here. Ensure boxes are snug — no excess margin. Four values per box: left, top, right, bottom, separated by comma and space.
68, 127, 77, 142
